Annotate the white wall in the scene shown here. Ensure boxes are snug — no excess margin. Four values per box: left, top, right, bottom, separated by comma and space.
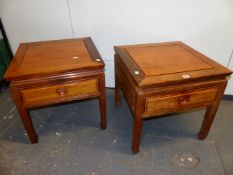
225, 16, 233, 95
0, 0, 72, 51
0, 0, 233, 93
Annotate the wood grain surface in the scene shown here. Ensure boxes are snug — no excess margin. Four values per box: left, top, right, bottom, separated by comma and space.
4, 37, 104, 81
126, 44, 212, 76
4, 37, 106, 143
114, 41, 232, 87
21, 79, 98, 107
145, 88, 217, 113
114, 41, 232, 154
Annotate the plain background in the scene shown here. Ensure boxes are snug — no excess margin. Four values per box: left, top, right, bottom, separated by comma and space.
0, 0, 232, 94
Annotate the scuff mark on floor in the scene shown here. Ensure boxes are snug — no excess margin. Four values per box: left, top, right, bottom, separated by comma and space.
9, 106, 16, 114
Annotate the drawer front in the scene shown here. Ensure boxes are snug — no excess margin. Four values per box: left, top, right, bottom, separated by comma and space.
21, 79, 99, 106
145, 88, 218, 113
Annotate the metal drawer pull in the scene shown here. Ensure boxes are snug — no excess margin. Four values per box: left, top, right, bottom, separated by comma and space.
177, 95, 190, 105
56, 87, 68, 96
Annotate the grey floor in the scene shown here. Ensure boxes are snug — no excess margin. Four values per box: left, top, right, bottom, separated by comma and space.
0, 85, 233, 175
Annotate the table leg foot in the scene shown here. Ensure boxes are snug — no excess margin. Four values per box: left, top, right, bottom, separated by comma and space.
132, 117, 143, 154
99, 74, 107, 130
10, 86, 39, 144
132, 147, 140, 154
198, 104, 218, 140
21, 114, 38, 144
30, 134, 38, 143
100, 122, 106, 130
99, 96, 106, 129
198, 132, 206, 140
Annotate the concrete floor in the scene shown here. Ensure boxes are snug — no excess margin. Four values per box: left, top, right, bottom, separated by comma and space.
0, 85, 233, 175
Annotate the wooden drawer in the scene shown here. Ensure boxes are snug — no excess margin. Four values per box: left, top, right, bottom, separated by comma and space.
145, 88, 218, 113
21, 79, 99, 107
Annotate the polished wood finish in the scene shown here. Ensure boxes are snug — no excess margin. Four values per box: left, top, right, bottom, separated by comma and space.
5, 39, 103, 80
126, 45, 212, 76
115, 42, 231, 87
4, 37, 106, 143
114, 41, 232, 153
145, 88, 217, 114
21, 79, 98, 107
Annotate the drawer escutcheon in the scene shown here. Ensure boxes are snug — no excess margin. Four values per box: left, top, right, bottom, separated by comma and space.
56, 87, 68, 96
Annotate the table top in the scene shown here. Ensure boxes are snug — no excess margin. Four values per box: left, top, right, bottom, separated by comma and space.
114, 42, 232, 87
4, 37, 104, 81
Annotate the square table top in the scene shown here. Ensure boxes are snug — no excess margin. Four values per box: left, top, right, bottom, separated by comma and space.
114, 41, 232, 87
4, 37, 104, 81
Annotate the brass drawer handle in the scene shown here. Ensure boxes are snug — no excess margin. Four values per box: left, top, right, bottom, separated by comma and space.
177, 95, 190, 105
56, 87, 68, 96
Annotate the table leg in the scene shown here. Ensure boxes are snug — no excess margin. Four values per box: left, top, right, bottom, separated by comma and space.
10, 86, 38, 143
99, 74, 107, 129
132, 117, 143, 154
115, 75, 121, 107
99, 95, 106, 129
198, 82, 227, 140
198, 104, 218, 140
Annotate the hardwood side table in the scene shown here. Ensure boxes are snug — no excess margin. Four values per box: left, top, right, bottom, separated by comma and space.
4, 37, 106, 143
114, 41, 232, 153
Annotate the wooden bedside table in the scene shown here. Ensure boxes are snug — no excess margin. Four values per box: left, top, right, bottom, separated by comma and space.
114, 41, 232, 153
4, 37, 106, 143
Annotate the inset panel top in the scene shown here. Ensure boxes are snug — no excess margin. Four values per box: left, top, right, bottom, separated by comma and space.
126, 44, 212, 76
114, 42, 232, 87
4, 37, 104, 81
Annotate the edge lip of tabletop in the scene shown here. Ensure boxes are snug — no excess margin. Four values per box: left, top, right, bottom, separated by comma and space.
137, 74, 231, 89
4, 37, 105, 82
114, 42, 233, 89
3, 66, 105, 83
